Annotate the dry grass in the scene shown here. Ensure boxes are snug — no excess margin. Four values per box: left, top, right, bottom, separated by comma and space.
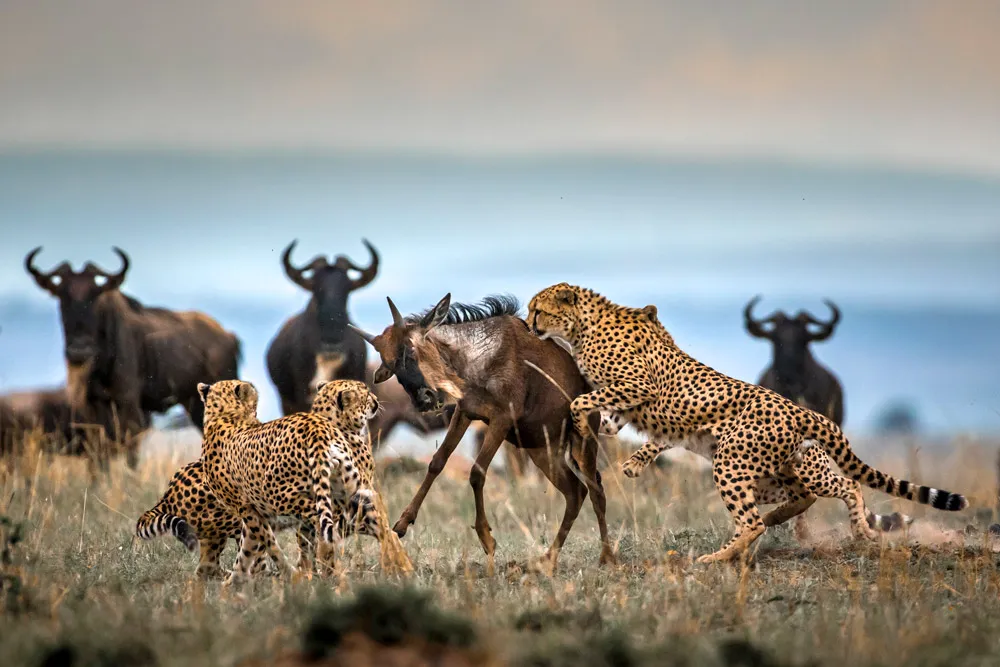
1, 431, 1000, 667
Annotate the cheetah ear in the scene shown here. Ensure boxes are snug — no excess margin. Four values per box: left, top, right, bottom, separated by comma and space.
555, 288, 576, 306
642, 304, 657, 319
316, 381, 329, 392
234, 382, 256, 403
197, 383, 211, 404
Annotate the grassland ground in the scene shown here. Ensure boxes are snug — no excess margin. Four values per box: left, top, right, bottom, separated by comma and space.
1, 431, 1000, 666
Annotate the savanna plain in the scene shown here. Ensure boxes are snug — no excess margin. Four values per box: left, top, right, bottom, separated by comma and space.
2, 431, 999, 667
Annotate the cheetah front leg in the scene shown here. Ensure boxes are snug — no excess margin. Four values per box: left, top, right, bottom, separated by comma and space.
569, 383, 655, 444
621, 440, 671, 478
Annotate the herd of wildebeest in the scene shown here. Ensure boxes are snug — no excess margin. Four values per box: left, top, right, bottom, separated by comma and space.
7, 238, 968, 577
0, 240, 847, 472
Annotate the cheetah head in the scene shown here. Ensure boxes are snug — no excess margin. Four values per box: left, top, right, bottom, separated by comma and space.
527, 282, 585, 346
312, 379, 379, 432
197, 380, 259, 422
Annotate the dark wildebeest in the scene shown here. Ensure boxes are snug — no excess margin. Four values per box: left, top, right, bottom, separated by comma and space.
744, 296, 845, 426
25, 247, 242, 468
0, 387, 74, 468
351, 294, 614, 573
266, 240, 379, 416
744, 297, 912, 534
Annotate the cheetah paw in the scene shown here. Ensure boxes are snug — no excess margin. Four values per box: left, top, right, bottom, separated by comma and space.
621, 457, 647, 479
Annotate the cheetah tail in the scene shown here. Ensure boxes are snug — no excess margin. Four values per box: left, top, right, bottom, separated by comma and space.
310, 441, 340, 546
806, 423, 968, 512
135, 509, 198, 552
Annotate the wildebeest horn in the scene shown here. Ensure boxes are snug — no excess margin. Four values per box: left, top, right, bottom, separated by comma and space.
347, 323, 377, 345
346, 239, 380, 290
805, 300, 841, 342
386, 296, 404, 327
88, 247, 130, 290
24, 246, 66, 294
743, 295, 777, 339
281, 240, 314, 290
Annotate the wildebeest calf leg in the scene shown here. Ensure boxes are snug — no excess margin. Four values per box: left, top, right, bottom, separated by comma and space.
468, 417, 512, 558
524, 445, 586, 574
393, 410, 473, 537
576, 431, 616, 565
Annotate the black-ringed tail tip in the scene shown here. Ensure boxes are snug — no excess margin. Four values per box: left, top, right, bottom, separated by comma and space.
923, 487, 968, 512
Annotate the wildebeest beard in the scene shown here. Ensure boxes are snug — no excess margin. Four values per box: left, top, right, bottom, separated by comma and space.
65, 359, 93, 411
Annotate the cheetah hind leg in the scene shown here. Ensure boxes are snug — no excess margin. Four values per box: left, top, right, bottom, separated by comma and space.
794, 462, 877, 541
621, 440, 669, 478
697, 463, 766, 564
195, 538, 227, 580
756, 476, 817, 539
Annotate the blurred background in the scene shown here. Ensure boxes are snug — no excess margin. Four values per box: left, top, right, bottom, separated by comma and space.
0, 1, 997, 444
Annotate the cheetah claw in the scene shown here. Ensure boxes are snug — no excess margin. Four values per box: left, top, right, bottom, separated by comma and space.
621, 457, 646, 479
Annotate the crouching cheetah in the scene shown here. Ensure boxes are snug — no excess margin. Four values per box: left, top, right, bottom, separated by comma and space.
528, 283, 966, 563
198, 379, 379, 584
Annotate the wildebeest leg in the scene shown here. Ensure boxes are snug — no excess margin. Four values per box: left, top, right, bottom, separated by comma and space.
523, 445, 585, 574
183, 396, 206, 432
473, 425, 528, 481
469, 417, 511, 558
392, 410, 473, 538
575, 431, 616, 565
505, 445, 530, 479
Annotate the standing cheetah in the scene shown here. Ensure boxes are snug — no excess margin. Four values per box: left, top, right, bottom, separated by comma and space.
198, 379, 375, 583
527, 283, 967, 563
136, 380, 383, 579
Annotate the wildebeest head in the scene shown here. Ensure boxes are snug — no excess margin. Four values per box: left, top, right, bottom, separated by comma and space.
744, 295, 840, 377
282, 239, 379, 377
349, 294, 459, 413
26, 247, 130, 406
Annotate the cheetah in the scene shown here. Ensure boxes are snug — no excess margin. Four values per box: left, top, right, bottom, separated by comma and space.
135, 460, 307, 578
138, 380, 383, 579
527, 283, 966, 563
198, 379, 376, 584
597, 412, 912, 540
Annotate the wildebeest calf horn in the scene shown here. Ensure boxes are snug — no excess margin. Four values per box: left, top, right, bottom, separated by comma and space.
347, 323, 376, 345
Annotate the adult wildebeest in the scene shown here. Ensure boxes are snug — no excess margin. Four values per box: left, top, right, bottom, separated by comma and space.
0, 387, 75, 472
351, 294, 614, 573
266, 240, 379, 416
744, 296, 845, 426
25, 247, 242, 468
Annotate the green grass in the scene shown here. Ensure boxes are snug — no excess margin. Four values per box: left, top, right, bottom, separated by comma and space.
1, 435, 999, 666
